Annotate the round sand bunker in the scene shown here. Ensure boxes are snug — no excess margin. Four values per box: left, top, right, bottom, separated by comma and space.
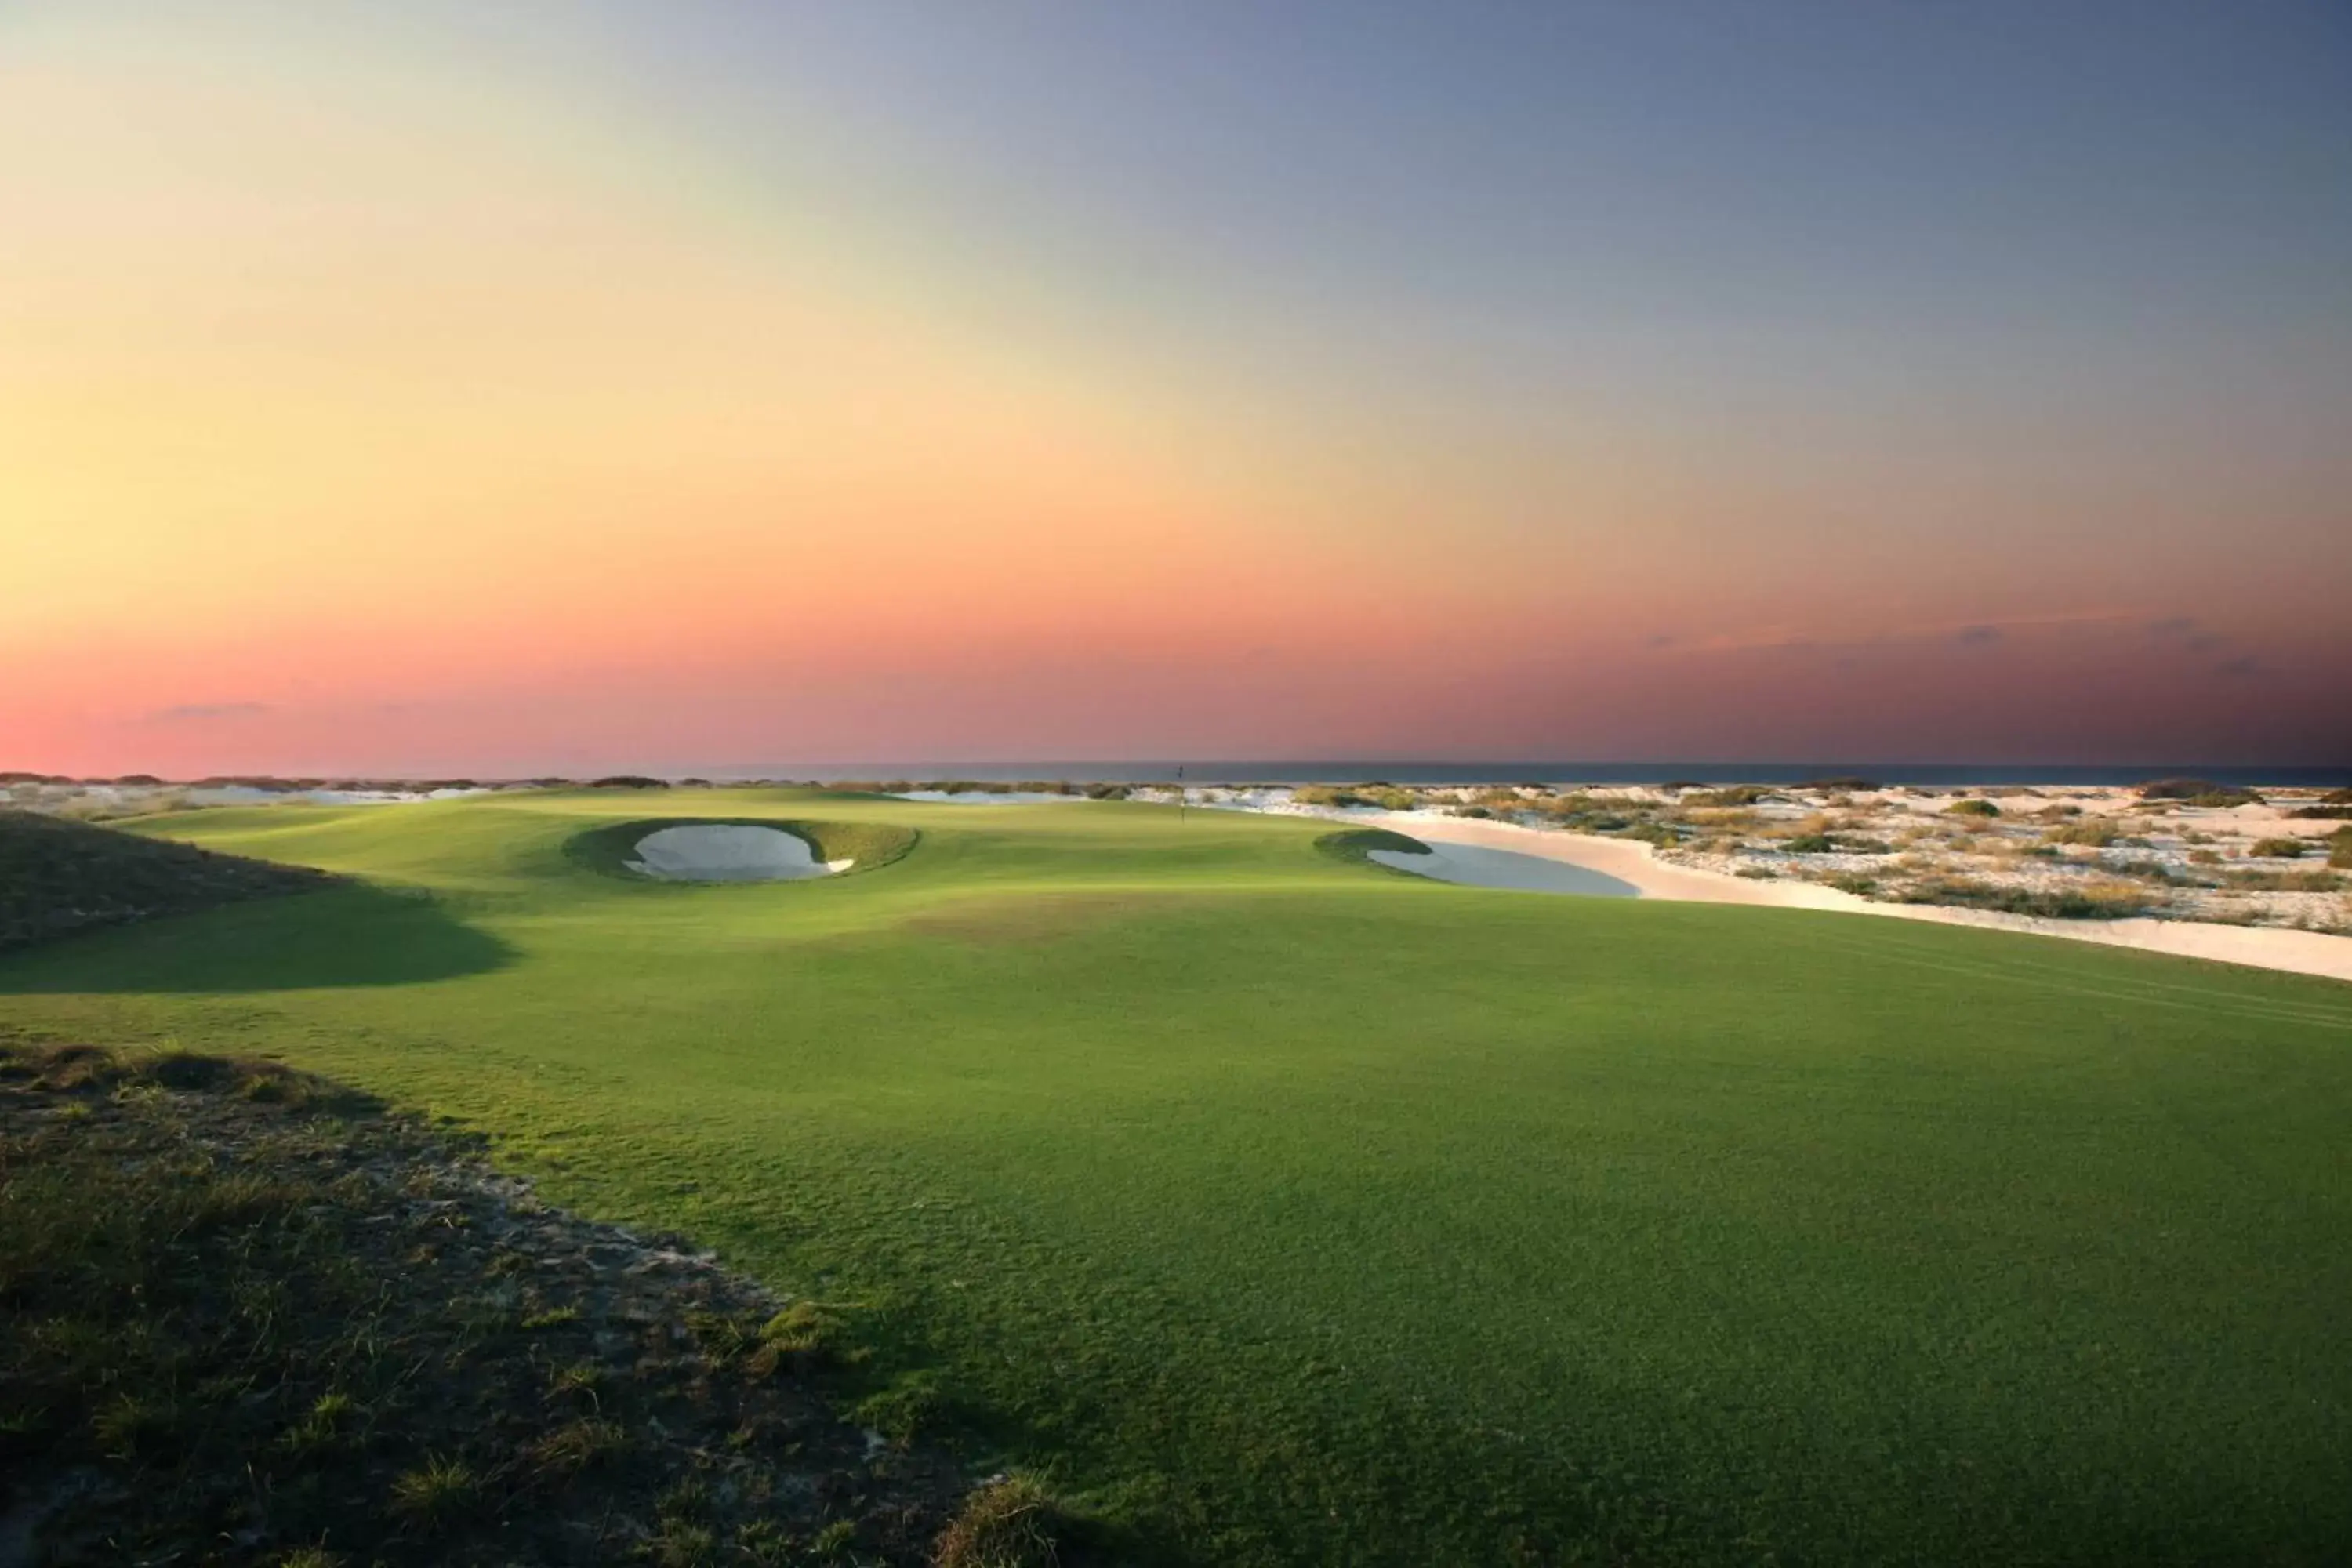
625, 825, 854, 883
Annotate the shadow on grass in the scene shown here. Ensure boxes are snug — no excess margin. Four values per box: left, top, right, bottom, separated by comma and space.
0, 884, 516, 994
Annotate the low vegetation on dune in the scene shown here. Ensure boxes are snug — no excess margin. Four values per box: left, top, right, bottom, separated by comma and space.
0, 809, 340, 952
1290, 783, 1417, 811
2135, 777, 2264, 807
1896, 875, 2156, 920
0, 1036, 1096, 1567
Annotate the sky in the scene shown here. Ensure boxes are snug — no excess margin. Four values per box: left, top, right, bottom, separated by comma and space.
5, 1, 2348, 775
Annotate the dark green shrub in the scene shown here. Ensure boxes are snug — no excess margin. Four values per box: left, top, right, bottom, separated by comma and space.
2249, 837, 2307, 859
1316, 829, 1429, 867
1945, 799, 2001, 818
2136, 778, 2262, 806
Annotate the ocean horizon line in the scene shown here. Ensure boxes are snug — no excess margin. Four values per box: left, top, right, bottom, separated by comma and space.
697, 760, 2352, 788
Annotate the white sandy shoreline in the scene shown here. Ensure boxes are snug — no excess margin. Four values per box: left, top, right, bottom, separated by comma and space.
1356, 811, 2352, 985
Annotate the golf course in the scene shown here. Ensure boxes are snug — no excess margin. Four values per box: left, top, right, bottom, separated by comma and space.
4, 786, 2348, 1564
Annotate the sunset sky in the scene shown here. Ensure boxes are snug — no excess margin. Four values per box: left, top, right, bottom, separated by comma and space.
6, 2, 2348, 775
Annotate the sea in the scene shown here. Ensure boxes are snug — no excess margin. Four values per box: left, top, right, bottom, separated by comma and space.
711, 761, 2352, 788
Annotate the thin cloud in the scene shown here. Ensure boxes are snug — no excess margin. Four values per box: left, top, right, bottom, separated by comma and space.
1668, 607, 2138, 658
2149, 615, 2224, 652
2212, 655, 2270, 680
147, 701, 270, 723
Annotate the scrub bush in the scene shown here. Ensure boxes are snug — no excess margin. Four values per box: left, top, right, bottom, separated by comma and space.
2136, 779, 2263, 806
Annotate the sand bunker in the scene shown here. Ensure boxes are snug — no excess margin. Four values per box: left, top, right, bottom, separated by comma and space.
625, 825, 852, 882
1371, 842, 1639, 897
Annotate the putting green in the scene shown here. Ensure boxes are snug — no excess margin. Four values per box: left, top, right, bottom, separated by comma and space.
4, 788, 2348, 1564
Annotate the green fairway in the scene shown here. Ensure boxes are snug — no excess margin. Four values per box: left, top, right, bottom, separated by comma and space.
4, 789, 2348, 1563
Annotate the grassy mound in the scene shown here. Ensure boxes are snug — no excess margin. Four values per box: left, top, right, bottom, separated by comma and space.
1312, 826, 1430, 866
0, 809, 339, 951
2, 790, 2349, 1563
564, 817, 920, 882
0, 1036, 1105, 1566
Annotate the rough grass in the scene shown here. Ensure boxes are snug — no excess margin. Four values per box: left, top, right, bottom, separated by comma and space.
2043, 820, 2123, 848
0, 808, 339, 950
0, 1036, 995, 1565
3, 789, 2350, 1565
935, 1475, 1076, 1568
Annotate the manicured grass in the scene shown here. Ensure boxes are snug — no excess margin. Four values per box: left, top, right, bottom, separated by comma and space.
3, 789, 2349, 1563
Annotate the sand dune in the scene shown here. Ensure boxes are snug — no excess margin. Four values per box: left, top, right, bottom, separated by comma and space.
1370, 813, 2352, 985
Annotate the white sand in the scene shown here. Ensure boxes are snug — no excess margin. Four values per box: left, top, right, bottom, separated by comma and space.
1370, 842, 1640, 897
1360, 813, 2352, 984
626, 825, 852, 882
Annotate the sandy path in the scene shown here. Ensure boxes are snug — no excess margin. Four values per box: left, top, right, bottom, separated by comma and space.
1361, 812, 2352, 986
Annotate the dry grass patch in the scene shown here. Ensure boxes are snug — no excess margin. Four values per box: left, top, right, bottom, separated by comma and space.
934, 1475, 1076, 1568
